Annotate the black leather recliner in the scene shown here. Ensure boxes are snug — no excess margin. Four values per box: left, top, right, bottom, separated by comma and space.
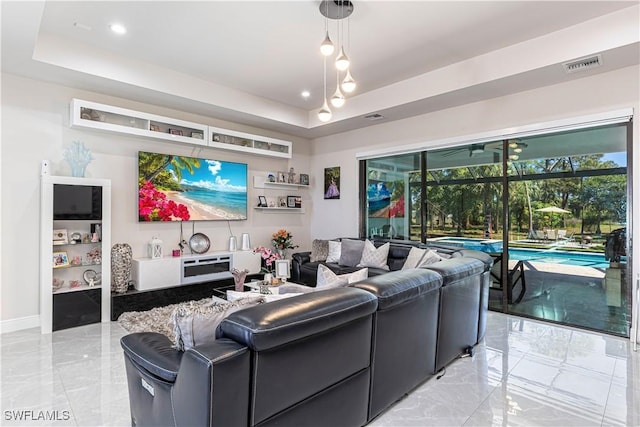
352, 268, 443, 421
121, 287, 378, 427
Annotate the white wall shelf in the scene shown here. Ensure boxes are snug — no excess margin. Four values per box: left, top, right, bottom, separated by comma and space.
70, 99, 208, 146
253, 176, 309, 189
40, 175, 111, 334
254, 207, 305, 213
70, 99, 293, 158
210, 126, 292, 159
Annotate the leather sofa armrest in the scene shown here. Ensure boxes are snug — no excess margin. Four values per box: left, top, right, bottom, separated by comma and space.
220, 287, 377, 351
291, 251, 311, 282
172, 338, 251, 427
121, 333, 183, 382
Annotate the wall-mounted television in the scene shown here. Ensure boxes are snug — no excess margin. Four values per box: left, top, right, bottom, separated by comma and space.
138, 151, 247, 221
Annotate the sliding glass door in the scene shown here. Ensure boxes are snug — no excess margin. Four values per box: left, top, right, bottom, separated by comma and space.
360, 121, 632, 337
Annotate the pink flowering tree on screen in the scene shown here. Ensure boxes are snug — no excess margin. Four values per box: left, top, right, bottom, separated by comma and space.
138, 181, 190, 221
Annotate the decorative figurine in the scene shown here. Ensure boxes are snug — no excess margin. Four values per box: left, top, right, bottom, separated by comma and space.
63, 141, 93, 178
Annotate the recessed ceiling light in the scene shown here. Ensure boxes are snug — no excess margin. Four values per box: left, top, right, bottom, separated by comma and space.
109, 23, 127, 35
73, 22, 92, 31
301, 90, 310, 99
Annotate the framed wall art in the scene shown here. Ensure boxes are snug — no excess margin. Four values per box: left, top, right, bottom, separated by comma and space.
324, 166, 340, 199
53, 251, 69, 268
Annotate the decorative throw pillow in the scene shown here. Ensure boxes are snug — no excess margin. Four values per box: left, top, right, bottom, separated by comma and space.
339, 239, 366, 267
317, 264, 368, 288
279, 283, 316, 294
310, 239, 329, 262
171, 297, 263, 351
417, 249, 444, 267
357, 240, 390, 271
326, 240, 342, 263
402, 247, 427, 269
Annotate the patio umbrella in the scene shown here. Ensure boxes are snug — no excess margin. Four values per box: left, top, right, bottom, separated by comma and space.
536, 206, 570, 228
535, 206, 570, 214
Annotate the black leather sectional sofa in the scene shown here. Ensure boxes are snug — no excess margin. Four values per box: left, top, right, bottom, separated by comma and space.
120, 245, 492, 427
291, 237, 483, 287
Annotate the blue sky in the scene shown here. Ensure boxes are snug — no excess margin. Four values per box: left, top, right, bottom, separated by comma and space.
171, 157, 247, 192
602, 152, 626, 167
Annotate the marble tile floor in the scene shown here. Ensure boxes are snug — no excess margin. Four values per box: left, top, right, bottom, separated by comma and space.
1, 312, 638, 426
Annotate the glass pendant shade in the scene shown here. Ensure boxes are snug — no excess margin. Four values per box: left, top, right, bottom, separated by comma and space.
320, 31, 335, 56
318, 99, 332, 122
341, 70, 356, 93
335, 47, 350, 71
330, 87, 345, 108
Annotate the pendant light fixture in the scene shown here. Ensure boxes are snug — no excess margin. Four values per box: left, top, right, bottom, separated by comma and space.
318, 56, 332, 122
331, 70, 346, 108
317, 1, 355, 122
341, 69, 356, 93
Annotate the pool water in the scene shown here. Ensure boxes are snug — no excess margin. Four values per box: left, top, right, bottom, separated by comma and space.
431, 237, 609, 269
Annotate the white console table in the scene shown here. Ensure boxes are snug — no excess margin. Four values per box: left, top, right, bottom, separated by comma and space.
133, 250, 261, 291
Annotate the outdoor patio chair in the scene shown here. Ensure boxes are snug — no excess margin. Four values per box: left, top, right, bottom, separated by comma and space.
489, 253, 526, 304
546, 229, 557, 240
557, 230, 567, 240
534, 230, 546, 241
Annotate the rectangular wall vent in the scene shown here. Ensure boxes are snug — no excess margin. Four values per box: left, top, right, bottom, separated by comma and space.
364, 113, 385, 121
563, 54, 602, 74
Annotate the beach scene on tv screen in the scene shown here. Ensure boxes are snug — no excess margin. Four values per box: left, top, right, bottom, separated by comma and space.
138, 151, 247, 221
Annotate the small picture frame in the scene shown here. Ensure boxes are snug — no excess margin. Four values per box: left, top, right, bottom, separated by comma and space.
278, 196, 288, 208
287, 196, 300, 208
258, 195, 267, 207
53, 251, 69, 268
299, 174, 309, 185
275, 259, 291, 280
190, 131, 204, 139
149, 124, 161, 132
277, 171, 287, 183
53, 229, 68, 245
169, 129, 183, 136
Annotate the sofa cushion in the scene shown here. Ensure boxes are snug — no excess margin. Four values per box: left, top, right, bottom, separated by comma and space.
422, 258, 484, 286
417, 249, 444, 267
171, 297, 264, 351
352, 268, 443, 311
310, 239, 329, 262
358, 240, 390, 270
340, 239, 366, 267
278, 283, 316, 294
326, 241, 342, 263
317, 264, 369, 288
402, 247, 427, 269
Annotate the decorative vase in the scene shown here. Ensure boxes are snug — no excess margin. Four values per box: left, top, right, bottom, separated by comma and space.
276, 248, 285, 259
232, 268, 249, 292
63, 141, 93, 178
263, 273, 273, 284
111, 243, 132, 294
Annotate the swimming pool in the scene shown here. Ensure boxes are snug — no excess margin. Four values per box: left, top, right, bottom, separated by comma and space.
430, 237, 609, 269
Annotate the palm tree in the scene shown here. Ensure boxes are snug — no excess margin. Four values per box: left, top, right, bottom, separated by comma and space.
141, 153, 201, 184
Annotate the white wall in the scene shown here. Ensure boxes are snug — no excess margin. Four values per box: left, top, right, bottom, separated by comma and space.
0, 73, 312, 328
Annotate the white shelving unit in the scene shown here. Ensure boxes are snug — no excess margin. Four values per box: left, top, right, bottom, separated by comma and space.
69, 99, 293, 158
254, 207, 305, 213
209, 126, 292, 158
40, 175, 111, 334
253, 175, 308, 213
70, 99, 208, 146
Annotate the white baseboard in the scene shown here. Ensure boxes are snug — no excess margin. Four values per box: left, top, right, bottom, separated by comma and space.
0, 315, 40, 334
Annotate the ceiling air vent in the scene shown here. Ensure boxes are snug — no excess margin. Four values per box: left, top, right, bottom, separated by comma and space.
563, 54, 602, 74
364, 113, 385, 121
